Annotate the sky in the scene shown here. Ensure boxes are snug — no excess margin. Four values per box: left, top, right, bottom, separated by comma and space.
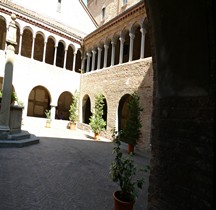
83, 0, 87, 5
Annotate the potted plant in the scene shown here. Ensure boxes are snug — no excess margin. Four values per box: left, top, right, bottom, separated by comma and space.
45, 109, 51, 128
69, 91, 79, 130
110, 130, 149, 210
121, 93, 143, 154
89, 94, 106, 140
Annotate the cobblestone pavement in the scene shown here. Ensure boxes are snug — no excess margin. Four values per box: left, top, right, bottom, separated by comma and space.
0, 117, 150, 210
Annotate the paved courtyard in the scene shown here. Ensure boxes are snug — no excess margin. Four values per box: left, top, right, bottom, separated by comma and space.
0, 117, 150, 210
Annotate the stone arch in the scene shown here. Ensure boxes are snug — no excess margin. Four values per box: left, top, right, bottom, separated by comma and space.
0, 16, 6, 50
33, 32, 45, 61
118, 94, 131, 131
66, 44, 74, 70
57, 91, 72, 120
21, 27, 33, 58
27, 86, 51, 118
45, 36, 55, 65
75, 48, 82, 73
56, 41, 65, 68
82, 94, 91, 124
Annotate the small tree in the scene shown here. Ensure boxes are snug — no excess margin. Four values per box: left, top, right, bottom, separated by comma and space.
89, 94, 106, 135
122, 93, 143, 146
69, 91, 79, 124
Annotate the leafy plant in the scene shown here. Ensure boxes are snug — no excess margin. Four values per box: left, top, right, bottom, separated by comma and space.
89, 94, 106, 134
69, 91, 79, 123
122, 93, 143, 146
110, 130, 149, 202
45, 109, 51, 120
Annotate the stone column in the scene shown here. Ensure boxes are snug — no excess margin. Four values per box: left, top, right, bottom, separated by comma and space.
86, 52, 91, 72
97, 47, 102, 69
129, 32, 135, 62
72, 51, 77, 71
140, 27, 147, 59
54, 45, 58, 65
31, 35, 36, 59
43, 41, 47, 62
18, 33, 22, 55
50, 105, 56, 121
91, 50, 96, 71
81, 55, 86, 72
103, 44, 109, 68
0, 14, 17, 132
63, 49, 67, 69
111, 40, 116, 66
119, 37, 125, 64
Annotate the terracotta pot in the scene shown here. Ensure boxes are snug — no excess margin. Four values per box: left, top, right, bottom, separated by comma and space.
70, 122, 76, 130
113, 191, 134, 210
94, 133, 100, 140
128, 144, 134, 154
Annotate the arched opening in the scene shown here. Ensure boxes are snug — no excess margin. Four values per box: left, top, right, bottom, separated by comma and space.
133, 26, 142, 60
123, 31, 130, 63
57, 91, 72, 120
75, 49, 82, 73
118, 94, 131, 131
102, 96, 108, 129
45, 37, 55, 65
66, 45, 73, 70
33, 33, 44, 62
27, 86, 51, 118
82, 95, 91, 124
0, 16, 6, 50
56, 41, 65, 68
21, 28, 33, 58
15, 25, 20, 54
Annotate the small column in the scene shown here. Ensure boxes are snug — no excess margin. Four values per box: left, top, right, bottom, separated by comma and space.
91, 50, 96, 71
140, 27, 147, 59
111, 40, 116, 66
129, 32, 135, 62
86, 52, 91, 72
63, 49, 67, 69
103, 44, 109, 68
50, 105, 56, 121
18, 33, 22, 55
0, 14, 17, 131
31, 36, 36, 59
119, 37, 125, 64
72, 51, 77, 71
54, 45, 58, 65
81, 55, 86, 72
43, 41, 47, 62
97, 47, 102, 69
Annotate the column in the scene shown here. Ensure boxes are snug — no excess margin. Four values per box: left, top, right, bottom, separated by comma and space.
72, 51, 77, 71
50, 105, 56, 121
111, 40, 116, 66
97, 47, 102, 69
103, 44, 109, 68
18, 33, 22, 55
119, 37, 125, 64
140, 27, 147, 59
81, 55, 86, 72
31, 36, 36, 59
129, 32, 135, 62
0, 14, 17, 131
54, 45, 58, 65
91, 50, 96, 71
86, 52, 91, 72
63, 49, 67, 69
43, 41, 47, 62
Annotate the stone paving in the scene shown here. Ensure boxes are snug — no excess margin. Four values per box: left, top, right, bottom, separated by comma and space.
0, 117, 150, 210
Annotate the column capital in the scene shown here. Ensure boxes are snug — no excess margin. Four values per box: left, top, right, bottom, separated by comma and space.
119, 37, 125, 43
129, 32, 135, 39
97, 47, 102, 52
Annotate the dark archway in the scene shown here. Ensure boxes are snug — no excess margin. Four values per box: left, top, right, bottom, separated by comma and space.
102, 96, 107, 129
27, 86, 51, 118
118, 94, 131, 131
82, 95, 91, 124
57, 91, 72, 120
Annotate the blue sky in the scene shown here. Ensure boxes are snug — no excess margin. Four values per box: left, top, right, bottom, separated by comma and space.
83, 0, 87, 5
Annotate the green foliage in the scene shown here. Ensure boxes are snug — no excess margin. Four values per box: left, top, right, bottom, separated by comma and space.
122, 93, 143, 146
45, 109, 51, 120
110, 130, 149, 202
89, 94, 106, 134
69, 91, 79, 123
0, 90, 18, 103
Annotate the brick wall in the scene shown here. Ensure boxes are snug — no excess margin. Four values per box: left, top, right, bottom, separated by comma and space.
80, 57, 153, 149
